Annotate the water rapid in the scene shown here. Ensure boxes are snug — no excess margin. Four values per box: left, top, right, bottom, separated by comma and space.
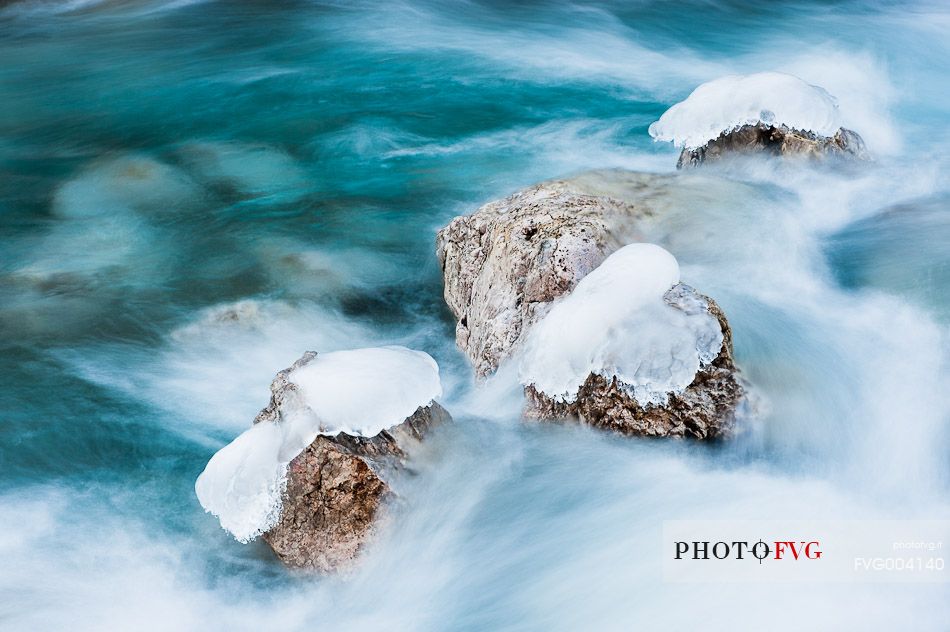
0, 1, 948, 629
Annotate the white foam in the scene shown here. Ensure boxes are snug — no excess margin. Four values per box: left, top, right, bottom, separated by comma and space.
779, 52, 900, 154
648, 72, 842, 149
13, 213, 155, 281
518, 243, 723, 406
53, 154, 205, 218
347, 2, 721, 97
62, 299, 377, 443
195, 346, 442, 542
176, 142, 308, 201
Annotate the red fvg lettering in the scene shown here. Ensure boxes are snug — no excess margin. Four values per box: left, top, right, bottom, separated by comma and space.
774, 541, 822, 560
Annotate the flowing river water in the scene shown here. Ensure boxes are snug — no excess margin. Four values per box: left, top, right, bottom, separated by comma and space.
0, 1, 948, 629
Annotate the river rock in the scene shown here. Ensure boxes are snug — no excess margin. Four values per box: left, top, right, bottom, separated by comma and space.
257, 352, 450, 572
437, 171, 745, 376
524, 283, 741, 439
436, 171, 745, 438
437, 182, 632, 377
676, 123, 868, 169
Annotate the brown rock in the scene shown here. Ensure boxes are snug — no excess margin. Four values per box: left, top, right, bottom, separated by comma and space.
677, 123, 868, 168
254, 352, 449, 572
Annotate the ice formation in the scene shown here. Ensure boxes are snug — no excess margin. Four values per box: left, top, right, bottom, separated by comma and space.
194, 421, 287, 543
289, 347, 442, 436
518, 243, 723, 406
195, 346, 442, 542
648, 72, 841, 149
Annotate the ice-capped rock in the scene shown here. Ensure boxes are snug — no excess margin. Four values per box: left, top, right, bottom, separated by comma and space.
649, 72, 842, 149
437, 170, 753, 377
519, 244, 724, 407
195, 347, 449, 572
524, 280, 741, 439
648, 72, 868, 167
436, 172, 744, 438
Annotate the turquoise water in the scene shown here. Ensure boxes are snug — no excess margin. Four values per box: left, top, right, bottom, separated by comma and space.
1, 1, 948, 629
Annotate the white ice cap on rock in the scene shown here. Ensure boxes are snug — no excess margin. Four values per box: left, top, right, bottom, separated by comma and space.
649, 72, 842, 149
195, 346, 442, 542
519, 243, 723, 406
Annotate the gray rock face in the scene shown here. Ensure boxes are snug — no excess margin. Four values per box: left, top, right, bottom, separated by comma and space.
256, 352, 450, 572
436, 171, 744, 438
437, 172, 739, 377
436, 182, 635, 377
677, 123, 868, 168
524, 284, 741, 439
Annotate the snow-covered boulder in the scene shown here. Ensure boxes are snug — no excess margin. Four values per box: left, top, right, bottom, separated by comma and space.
436, 174, 744, 438
521, 246, 741, 439
649, 72, 868, 168
195, 347, 449, 572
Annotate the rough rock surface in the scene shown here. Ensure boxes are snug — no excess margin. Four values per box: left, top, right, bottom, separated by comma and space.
257, 352, 450, 572
436, 171, 744, 377
524, 283, 741, 439
677, 123, 868, 168
436, 183, 638, 376
436, 171, 745, 438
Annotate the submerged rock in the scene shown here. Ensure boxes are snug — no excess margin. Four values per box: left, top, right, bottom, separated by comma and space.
175, 141, 308, 202
53, 154, 207, 219
196, 348, 448, 573
436, 172, 745, 439
676, 123, 868, 168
